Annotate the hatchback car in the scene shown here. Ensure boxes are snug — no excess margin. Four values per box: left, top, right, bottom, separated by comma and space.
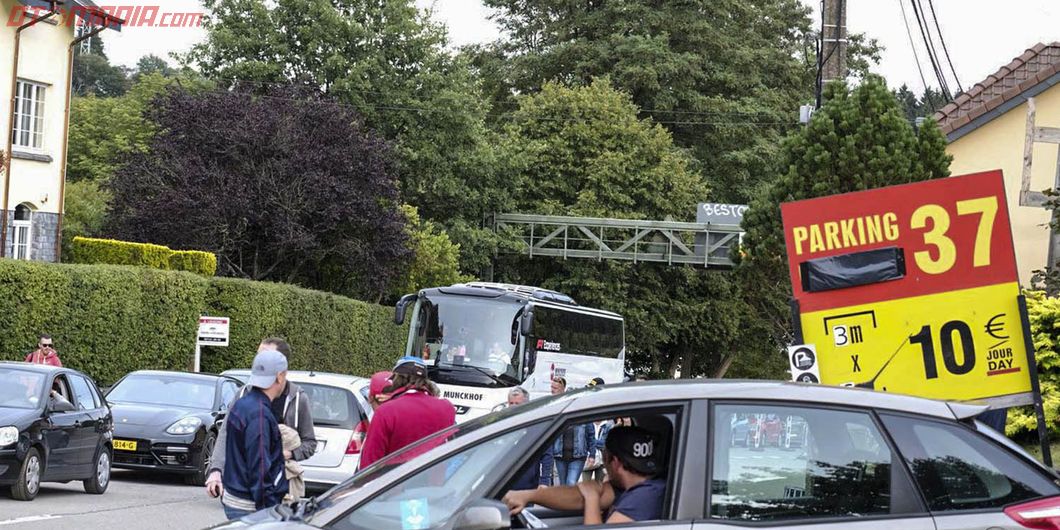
216, 379, 1060, 530
221, 369, 373, 491
0, 362, 113, 500
106, 370, 243, 485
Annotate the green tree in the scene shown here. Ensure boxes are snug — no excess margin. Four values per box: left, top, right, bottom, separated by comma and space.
60, 180, 110, 261
71, 35, 128, 97
131, 54, 175, 82
737, 76, 952, 377
184, 0, 499, 273
894, 84, 949, 122
390, 205, 473, 299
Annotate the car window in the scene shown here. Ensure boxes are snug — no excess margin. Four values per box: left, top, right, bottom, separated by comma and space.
881, 414, 1059, 512
333, 427, 531, 530
220, 381, 239, 408
68, 375, 98, 410
300, 383, 359, 429
711, 404, 892, 522
0, 367, 45, 409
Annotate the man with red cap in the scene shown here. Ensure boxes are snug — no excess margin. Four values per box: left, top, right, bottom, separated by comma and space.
351, 371, 392, 453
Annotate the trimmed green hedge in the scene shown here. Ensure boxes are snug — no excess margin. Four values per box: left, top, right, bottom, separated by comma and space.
0, 259, 404, 385
70, 237, 217, 276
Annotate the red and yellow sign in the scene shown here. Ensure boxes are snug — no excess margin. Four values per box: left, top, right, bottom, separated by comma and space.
781, 170, 1032, 404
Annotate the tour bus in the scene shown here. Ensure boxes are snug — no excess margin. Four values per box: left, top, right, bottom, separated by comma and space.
394, 282, 625, 422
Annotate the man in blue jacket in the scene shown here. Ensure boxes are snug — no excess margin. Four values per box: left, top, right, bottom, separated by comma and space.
220, 350, 290, 520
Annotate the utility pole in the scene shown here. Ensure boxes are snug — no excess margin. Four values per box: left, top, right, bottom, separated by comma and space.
821, 0, 847, 84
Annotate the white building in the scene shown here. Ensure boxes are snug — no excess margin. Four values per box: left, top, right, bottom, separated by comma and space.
0, 0, 120, 261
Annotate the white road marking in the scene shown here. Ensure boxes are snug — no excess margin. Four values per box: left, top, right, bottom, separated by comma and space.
0, 515, 62, 526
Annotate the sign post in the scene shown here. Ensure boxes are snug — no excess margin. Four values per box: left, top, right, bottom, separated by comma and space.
780, 170, 1047, 459
195, 316, 230, 372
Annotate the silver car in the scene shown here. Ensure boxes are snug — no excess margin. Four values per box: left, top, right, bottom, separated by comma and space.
221, 370, 372, 491
214, 379, 1060, 530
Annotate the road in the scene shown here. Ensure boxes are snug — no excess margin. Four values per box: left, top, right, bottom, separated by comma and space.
0, 470, 225, 529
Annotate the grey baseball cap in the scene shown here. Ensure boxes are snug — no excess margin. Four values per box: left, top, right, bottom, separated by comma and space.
248, 350, 288, 389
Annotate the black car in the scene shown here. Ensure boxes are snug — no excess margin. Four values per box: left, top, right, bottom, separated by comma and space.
0, 362, 113, 501
106, 370, 242, 485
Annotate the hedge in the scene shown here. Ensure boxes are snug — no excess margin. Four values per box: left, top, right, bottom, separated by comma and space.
1007, 291, 1060, 438
0, 259, 404, 386
70, 236, 217, 276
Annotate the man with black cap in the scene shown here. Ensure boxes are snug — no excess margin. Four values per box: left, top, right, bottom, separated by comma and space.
503, 426, 666, 524
358, 356, 456, 470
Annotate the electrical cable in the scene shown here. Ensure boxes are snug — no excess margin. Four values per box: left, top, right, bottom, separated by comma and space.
897, 0, 932, 108
926, 0, 963, 94
909, 0, 951, 100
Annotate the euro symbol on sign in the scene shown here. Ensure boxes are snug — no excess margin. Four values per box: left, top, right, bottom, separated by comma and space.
985, 314, 1009, 340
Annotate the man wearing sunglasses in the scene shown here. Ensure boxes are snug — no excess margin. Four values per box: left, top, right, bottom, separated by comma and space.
25, 334, 62, 367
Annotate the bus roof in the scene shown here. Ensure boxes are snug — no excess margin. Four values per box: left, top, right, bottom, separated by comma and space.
419, 282, 622, 319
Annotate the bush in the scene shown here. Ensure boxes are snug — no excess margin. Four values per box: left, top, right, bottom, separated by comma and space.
71, 236, 217, 276
170, 250, 218, 277
1008, 291, 1060, 437
0, 259, 405, 385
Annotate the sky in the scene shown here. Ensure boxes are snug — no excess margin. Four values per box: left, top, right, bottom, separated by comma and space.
100, 0, 1058, 95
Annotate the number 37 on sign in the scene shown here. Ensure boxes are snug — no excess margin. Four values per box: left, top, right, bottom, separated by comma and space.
782, 170, 1033, 405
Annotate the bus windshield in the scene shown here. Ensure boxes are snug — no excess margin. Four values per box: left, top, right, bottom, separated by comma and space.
407, 295, 523, 381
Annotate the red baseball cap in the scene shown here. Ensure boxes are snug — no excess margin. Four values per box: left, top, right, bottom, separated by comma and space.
369, 371, 392, 399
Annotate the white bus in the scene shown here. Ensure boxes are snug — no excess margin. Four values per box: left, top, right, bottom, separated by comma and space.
394, 282, 625, 422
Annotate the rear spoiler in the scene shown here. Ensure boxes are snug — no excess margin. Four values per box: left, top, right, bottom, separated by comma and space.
947, 401, 989, 420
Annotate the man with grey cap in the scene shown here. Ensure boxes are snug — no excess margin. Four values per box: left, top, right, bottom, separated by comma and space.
219, 350, 290, 520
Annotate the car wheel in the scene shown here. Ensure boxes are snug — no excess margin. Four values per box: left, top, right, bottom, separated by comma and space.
184, 432, 216, 486
83, 447, 111, 494
10, 447, 42, 501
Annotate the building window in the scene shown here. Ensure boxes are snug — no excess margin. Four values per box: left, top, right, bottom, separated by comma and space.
13, 80, 45, 151
12, 204, 33, 260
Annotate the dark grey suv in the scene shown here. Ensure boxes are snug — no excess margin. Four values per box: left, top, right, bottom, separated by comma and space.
215, 380, 1060, 530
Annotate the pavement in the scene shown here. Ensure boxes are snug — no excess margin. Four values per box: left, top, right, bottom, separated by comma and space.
0, 470, 226, 530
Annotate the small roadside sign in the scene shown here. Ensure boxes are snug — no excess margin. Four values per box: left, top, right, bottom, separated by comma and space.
197, 316, 230, 347
788, 344, 821, 384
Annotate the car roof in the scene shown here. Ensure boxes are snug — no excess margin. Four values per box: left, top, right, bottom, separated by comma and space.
222, 369, 366, 387
0, 361, 64, 372
559, 379, 983, 420
124, 370, 231, 383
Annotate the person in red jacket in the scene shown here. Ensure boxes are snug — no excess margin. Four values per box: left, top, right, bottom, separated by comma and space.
25, 334, 62, 367
358, 356, 455, 470
350, 371, 392, 453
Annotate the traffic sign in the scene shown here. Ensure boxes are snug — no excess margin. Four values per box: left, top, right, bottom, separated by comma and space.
788, 344, 821, 384
197, 316, 230, 347
781, 170, 1033, 406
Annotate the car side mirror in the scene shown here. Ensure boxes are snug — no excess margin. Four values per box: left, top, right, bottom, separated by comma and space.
520, 308, 534, 337
394, 293, 417, 325
50, 400, 76, 413
454, 500, 511, 530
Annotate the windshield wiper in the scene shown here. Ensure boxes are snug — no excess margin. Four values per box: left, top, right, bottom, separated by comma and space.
434, 363, 517, 387
290, 496, 320, 521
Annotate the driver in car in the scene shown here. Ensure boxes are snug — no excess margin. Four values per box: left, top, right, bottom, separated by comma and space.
503, 426, 666, 525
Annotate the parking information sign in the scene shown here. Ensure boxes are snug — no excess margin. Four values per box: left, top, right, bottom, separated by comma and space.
781, 170, 1033, 406
197, 316, 230, 347
788, 344, 821, 384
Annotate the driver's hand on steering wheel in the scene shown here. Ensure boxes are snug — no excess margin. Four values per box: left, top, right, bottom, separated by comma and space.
503, 490, 532, 515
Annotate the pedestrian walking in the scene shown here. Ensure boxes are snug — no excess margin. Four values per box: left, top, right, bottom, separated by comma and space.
206, 338, 317, 499
351, 371, 392, 453
358, 356, 455, 470
279, 424, 305, 503
25, 334, 61, 367
219, 349, 289, 519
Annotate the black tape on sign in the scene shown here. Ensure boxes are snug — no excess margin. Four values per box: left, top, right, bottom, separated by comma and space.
799, 247, 905, 293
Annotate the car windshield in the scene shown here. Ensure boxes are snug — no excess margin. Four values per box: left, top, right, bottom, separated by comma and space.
311, 388, 585, 511
407, 294, 523, 381
107, 374, 216, 410
0, 367, 45, 409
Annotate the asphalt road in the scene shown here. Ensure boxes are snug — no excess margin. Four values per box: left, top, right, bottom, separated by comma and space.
0, 470, 226, 530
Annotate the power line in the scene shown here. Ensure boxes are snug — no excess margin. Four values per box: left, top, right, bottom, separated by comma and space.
909, 0, 951, 100
897, 0, 931, 101
926, 0, 963, 94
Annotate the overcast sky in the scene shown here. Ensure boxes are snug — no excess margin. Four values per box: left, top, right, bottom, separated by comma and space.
101, 0, 1057, 95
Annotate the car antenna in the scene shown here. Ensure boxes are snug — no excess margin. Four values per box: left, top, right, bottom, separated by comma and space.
854, 335, 910, 391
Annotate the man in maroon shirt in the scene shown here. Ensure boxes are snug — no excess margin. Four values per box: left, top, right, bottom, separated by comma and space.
358, 356, 455, 470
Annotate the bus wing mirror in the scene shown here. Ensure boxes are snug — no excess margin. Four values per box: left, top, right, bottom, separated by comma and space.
520, 308, 535, 337
394, 293, 417, 324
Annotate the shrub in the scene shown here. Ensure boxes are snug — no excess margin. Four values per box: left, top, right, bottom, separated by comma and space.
0, 259, 405, 385
1007, 291, 1060, 438
71, 236, 217, 276
170, 250, 218, 277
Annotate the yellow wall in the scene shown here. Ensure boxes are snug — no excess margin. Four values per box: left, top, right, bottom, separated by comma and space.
945, 84, 1060, 286
0, 0, 75, 217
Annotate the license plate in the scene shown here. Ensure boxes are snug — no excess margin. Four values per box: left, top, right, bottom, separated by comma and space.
113, 439, 137, 451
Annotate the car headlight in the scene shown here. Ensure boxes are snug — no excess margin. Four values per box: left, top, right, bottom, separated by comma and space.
165, 417, 203, 435
0, 426, 18, 447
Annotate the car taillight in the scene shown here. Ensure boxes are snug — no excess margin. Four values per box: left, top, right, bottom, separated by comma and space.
345, 436, 360, 455
1005, 496, 1060, 529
